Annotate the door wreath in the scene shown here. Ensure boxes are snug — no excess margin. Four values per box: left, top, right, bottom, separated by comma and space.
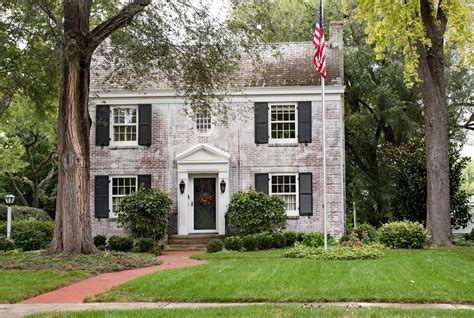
199, 193, 213, 206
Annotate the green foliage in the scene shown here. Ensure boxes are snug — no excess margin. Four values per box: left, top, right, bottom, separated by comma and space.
353, 223, 378, 243
461, 160, 474, 196
271, 233, 287, 248
452, 234, 474, 247
0, 235, 15, 251
93, 235, 107, 248
136, 238, 156, 253
206, 240, 224, 253
0, 219, 53, 251
0, 205, 51, 222
242, 235, 257, 251
116, 188, 172, 240
302, 232, 324, 248
107, 236, 134, 252
378, 221, 427, 249
254, 232, 273, 250
283, 231, 303, 246
227, 188, 286, 235
224, 236, 243, 251
471, 228, 474, 241
285, 242, 384, 260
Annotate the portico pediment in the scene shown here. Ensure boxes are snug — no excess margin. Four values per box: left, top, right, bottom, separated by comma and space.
176, 144, 230, 164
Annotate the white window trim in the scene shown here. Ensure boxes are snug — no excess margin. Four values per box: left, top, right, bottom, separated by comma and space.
268, 102, 298, 144
109, 105, 139, 147
109, 175, 138, 218
269, 173, 299, 217
194, 111, 213, 136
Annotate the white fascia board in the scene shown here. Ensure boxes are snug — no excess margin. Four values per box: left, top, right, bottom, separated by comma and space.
90, 85, 345, 105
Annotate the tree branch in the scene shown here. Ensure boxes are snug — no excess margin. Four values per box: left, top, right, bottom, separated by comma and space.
86, 0, 152, 53
38, 0, 61, 41
6, 173, 30, 206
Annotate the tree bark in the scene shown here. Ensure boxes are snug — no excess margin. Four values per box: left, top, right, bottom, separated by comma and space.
418, 0, 451, 246
49, 0, 151, 253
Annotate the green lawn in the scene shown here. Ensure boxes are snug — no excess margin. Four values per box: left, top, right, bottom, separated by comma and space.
28, 305, 474, 318
0, 251, 161, 303
91, 247, 474, 304
0, 270, 86, 303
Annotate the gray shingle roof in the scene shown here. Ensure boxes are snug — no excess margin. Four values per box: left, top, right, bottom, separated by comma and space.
90, 42, 342, 91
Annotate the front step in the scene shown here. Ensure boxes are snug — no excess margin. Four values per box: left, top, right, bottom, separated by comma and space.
165, 234, 225, 251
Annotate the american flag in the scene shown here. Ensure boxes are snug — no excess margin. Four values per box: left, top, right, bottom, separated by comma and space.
312, 0, 326, 78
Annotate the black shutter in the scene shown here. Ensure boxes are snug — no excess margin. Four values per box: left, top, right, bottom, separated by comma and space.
138, 104, 152, 146
255, 102, 269, 144
298, 101, 312, 144
95, 176, 109, 218
299, 173, 313, 216
95, 105, 110, 146
255, 173, 269, 194
138, 175, 152, 190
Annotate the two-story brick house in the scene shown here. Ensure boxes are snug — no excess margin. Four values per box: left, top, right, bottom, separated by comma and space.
89, 22, 345, 241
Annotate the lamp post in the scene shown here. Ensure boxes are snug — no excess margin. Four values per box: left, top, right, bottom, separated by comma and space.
4, 194, 15, 239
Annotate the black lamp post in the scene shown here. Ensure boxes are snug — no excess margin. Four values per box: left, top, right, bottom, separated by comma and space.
220, 179, 226, 193
179, 180, 186, 194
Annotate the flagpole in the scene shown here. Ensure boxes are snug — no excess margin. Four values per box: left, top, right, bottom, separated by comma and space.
322, 76, 327, 250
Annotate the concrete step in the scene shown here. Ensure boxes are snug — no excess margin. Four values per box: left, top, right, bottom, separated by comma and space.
168, 238, 222, 245
164, 244, 207, 251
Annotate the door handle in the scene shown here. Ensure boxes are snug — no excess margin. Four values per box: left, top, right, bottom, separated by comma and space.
191, 201, 193, 207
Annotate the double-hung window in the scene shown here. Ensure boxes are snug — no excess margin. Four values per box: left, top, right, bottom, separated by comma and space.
195, 111, 212, 134
111, 106, 138, 146
270, 173, 298, 216
269, 103, 297, 144
110, 176, 137, 217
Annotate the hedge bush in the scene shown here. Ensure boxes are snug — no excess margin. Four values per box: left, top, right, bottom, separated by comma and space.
226, 188, 286, 235
378, 221, 427, 249
224, 236, 243, 251
93, 235, 107, 248
207, 239, 224, 253
0, 219, 53, 251
0, 205, 51, 222
116, 188, 172, 240
272, 233, 287, 248
302, 232, 324, 247
353, 223, 378, 243
254, 232, 273, 250
283, 231, 304, 246
242, 235, 257, 251
108, 235, 134, 252
285, 242, 384, 260
0, 235, 15, 251
136, 238, 156, 253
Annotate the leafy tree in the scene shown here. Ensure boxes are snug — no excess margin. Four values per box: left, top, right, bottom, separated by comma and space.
1, 0, 257, 253
461, 160, 474, 196
357, 0, 473, 245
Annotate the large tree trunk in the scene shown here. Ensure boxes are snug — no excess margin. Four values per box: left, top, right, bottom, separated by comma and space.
49, 0, 95, 253
418, 0, 451, 246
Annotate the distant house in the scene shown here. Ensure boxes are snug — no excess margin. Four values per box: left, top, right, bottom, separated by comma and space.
89, 22, 346, 241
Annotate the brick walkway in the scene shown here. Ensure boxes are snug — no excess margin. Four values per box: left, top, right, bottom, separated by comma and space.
21, 251, 205, 304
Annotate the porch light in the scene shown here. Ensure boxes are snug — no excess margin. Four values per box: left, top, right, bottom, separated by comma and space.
5, 194, 15, 206
220, 179, 226, 193
179, 180, 186, 194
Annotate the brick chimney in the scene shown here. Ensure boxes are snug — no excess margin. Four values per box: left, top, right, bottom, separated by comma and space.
329, 21, 343, 49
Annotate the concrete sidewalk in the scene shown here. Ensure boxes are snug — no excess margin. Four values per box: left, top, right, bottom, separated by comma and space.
1, 301, 473, 317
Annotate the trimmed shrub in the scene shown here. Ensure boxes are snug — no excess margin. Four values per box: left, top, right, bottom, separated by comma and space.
470, 228, 474, 241
0, 235, 15, 251
272, 233, 287, 248
378, 221, 427, 249
136, 238, 156, 253
207, 239, 224, 253
227, 188, 287, 235
353, 223, 378, 243
93, 235, 107, 248
116, 188, 172, 240
0, 219, 53, 251
283, 231, 300, 246
224, 236, 243, 251
285, 242, 384, 260
255, 232, 273, 250
302, 232, 324, 247
242, 235, 257, 251
108, 235, 134, 252
0, 205, 51, 222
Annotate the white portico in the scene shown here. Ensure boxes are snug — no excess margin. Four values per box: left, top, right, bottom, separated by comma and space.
176, 144, 230, 235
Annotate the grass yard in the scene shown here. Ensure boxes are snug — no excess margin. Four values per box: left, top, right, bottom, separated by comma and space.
0, 251, 161, 303
91, 247, 474, 304
28, 305, 474, 318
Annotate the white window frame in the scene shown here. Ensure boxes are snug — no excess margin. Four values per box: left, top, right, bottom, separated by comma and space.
194, 111, 213, 135
110, 105, 139, 146
109, 175, 138, 218
269, 173, 299, 217
268, 102, 298, 144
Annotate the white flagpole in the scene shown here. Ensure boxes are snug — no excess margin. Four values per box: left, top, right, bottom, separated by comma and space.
322, 76, 327, 250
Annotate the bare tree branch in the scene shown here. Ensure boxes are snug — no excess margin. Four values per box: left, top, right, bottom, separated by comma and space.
6, 173, 29, 206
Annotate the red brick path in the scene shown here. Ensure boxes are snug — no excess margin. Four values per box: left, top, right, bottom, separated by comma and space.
21, 251, 204, 304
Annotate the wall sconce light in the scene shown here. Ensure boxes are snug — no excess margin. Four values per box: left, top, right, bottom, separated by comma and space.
179, 180, 185, 194
220, 179, 226, 193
